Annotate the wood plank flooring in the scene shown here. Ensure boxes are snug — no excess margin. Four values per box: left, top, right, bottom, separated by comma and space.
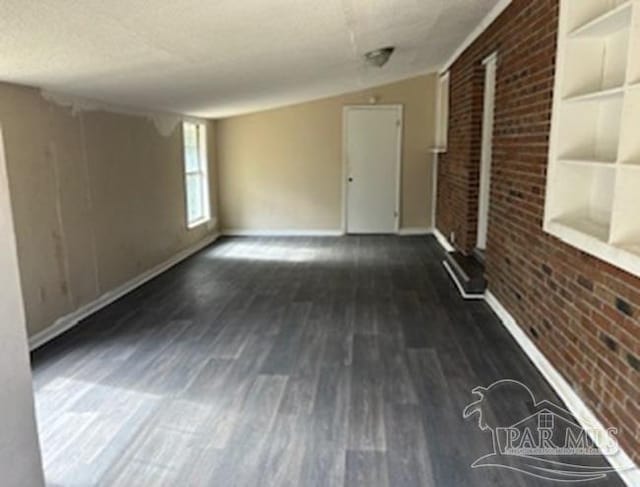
31, 236, 625, 487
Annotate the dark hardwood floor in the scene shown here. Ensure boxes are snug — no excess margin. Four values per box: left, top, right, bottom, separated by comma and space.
31, 236, 625, 486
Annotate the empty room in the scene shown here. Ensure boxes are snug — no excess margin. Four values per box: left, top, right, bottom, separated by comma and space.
1, 0, 639, 486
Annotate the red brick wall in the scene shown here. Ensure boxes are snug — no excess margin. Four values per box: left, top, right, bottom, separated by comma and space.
436, 0, 640, 462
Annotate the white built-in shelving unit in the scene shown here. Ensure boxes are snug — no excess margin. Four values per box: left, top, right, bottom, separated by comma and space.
545, 0, 640, 276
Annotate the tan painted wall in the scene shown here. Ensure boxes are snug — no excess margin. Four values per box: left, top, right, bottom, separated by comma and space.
0, 82, 218, 338
216, 74, 438, 232
0, 125, 45, 487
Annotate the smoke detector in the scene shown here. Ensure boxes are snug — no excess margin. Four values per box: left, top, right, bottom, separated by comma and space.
364, 47, 395, 68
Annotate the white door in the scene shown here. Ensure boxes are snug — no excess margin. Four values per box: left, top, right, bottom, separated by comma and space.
477, 53, 497, 250
344, 106, 402, 234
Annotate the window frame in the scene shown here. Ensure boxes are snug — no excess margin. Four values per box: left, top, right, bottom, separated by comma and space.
182, 121, 211, 229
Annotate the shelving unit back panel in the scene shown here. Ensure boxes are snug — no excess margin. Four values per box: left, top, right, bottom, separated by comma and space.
609, 167, 640, 243
548, 163, 615, 226
564, 30, 629, 97
627, 6, 640, 85
557, 97, 622, 162
618, 87, 640, 164
603, 29, 630, 86
587, 165, 616, 224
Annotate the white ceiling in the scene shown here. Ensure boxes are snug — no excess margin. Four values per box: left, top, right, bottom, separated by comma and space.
0, 0, 500, 118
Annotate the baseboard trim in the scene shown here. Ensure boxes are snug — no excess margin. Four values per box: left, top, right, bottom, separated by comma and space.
397, 227, 433, 236
433, 228, 455, 252
222, 229, 344, 237
431, 231, 638, 485
442, 260, 485, 300
223, 228, 435, 237
28, 232, 221, 351
485, 291, 639, 487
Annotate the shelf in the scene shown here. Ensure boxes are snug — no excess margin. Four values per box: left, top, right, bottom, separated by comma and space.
558, 158, 616, 168
549, 216, 611, 242
547, 219, 640, 278
563, 86, 624, 102
546, 0, 640, 278
617, 244, 640, 257
571, 1, 632, 37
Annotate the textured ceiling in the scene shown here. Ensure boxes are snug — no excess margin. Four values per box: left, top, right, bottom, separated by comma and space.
0, 0, 500, 118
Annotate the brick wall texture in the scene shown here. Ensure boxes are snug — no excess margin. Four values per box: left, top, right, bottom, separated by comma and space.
436, 0, 640, 462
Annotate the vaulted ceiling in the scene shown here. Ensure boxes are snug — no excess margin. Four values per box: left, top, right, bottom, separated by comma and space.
1, 0, 500, 117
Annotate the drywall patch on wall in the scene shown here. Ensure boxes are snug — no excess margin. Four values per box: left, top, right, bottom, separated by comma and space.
41, 90, 185, 137
47, 141, 75, 310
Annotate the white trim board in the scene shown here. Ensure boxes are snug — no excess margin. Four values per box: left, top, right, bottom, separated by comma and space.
476, 51, 497, 251
222, 229, 344, 237
430, 152, 440, 231
442, 260, 485, 300
440, 0, 513, 72
398, 227, 433, 236
28, 232, 220, 351
224, 228, 433, 237
485, 291, 640, 487
433, 228, 455, 252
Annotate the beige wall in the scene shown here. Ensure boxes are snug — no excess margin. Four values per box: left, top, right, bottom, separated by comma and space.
0, 125, 45, 487
0, 82, 218, 338
216, 74, 437, 232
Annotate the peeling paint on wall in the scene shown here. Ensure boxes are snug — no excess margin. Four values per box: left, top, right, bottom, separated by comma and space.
0, 82, 218, 337
40, 90, 196, 137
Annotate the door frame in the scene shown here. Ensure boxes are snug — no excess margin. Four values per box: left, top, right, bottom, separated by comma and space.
341, 104, 403, 235
477, 51, 498, 250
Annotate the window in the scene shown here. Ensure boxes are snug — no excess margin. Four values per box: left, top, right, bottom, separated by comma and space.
182, 122, 210, 228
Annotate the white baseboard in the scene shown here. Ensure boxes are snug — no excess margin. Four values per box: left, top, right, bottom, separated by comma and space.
28, 232, 220, 351
442, 260, 485, 300
222, 229, 344, 237
430, 230, 638, 485
485, 291, 639, 486
224, 228, 434, 237
433, 228, 455, 252
397, 227, 433, 236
